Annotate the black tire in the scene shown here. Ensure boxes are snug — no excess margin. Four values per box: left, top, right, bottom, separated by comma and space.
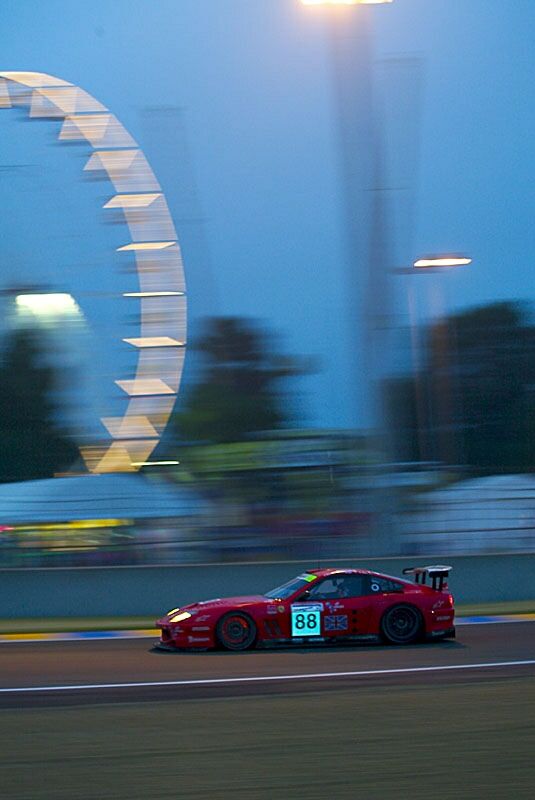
216, 612, 257, 651
381, 604, 423, 645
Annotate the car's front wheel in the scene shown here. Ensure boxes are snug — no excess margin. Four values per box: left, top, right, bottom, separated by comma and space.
216, 612, 257, 651
381, 604, 423, 645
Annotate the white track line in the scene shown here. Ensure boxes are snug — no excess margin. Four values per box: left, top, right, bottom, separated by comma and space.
1, 659, 534, 694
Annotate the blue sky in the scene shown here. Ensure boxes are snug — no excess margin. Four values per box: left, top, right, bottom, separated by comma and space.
0, 0, 534, 431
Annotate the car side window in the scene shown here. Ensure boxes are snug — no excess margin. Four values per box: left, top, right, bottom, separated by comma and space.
307, 578, 340, 599
306, 574, 366, 599
336, 574, 366, 597
367, 576, 404, 594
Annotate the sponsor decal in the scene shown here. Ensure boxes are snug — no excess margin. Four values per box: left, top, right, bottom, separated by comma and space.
370, 583, 380, 592
278, 605, 285, 613
196, 615, 210, 622
188, 636, 210, 643
267, 606, 278, 615
192, 626, 210, 632
298, 573, 317, 583
326, 600, 344, 613
325, 615, 348, 632
291, 603, 324, 612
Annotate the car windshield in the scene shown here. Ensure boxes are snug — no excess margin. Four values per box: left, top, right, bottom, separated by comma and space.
265, 574, 316, 600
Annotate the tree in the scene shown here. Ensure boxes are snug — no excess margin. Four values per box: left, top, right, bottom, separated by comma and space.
171, 317, 307, 445
0, 329, 80, 482
386, 301, 535, 473
447, 302, 535, 471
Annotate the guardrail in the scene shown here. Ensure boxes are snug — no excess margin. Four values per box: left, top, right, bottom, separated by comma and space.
1, 552, 534, 618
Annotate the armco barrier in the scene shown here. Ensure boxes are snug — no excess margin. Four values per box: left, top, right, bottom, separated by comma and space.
1, 553, 534, 618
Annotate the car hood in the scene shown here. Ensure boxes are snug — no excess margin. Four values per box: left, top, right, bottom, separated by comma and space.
185, 594, 268, 611
158, 595, 271, 624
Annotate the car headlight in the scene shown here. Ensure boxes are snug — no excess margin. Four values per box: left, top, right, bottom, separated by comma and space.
167, 607, 180, 616
170, 611, 192, 623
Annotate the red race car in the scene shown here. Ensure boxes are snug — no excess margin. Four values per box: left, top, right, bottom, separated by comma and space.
155, 565, 455, 651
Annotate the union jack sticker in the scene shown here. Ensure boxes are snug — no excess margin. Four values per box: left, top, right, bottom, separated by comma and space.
325, 615, 348, 631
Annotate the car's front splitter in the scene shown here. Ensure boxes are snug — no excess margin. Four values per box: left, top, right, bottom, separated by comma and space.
153, 640, 181, 652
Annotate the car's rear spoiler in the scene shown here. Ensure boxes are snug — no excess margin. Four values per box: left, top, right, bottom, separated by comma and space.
402, 565, 452, 591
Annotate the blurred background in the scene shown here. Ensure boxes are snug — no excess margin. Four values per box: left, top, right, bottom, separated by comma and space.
0, 0, 534, 570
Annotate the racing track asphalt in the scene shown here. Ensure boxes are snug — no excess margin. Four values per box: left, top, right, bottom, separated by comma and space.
1, 621, 534, 707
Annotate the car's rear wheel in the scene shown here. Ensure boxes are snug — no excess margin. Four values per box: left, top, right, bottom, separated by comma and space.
381, 604, 423, 645
216, 612, 257, 651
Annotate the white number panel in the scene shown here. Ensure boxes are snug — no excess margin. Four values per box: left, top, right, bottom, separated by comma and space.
291, 603, 323, 637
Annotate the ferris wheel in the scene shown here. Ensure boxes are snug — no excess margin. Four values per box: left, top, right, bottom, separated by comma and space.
0, 71, 187, 474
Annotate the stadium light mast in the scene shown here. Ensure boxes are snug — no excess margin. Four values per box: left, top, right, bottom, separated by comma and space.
300, 0, 397, 556
407, 255, 473, 467
299, 0, 394, 433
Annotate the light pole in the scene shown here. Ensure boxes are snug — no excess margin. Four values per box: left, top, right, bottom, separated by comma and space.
299, 0, 394, 434
405, 255, 473, 467
300, 0, 397, 556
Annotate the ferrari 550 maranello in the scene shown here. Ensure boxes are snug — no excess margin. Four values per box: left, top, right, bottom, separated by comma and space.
155, 565, 455, 651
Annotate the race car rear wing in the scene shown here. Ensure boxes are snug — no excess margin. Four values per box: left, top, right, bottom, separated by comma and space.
402, 565, 452, 591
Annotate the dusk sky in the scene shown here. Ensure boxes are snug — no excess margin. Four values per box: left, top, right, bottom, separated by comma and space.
1, 0, 534, 431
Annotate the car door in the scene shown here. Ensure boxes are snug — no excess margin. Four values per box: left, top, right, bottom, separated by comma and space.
290, 574, 372, 640
319, 574, 372, 638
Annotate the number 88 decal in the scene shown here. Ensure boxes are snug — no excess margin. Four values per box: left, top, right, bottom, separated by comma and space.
295, 613, 318, 631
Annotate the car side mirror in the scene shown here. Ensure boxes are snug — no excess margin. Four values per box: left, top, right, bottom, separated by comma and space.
299, 589, 311, 600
